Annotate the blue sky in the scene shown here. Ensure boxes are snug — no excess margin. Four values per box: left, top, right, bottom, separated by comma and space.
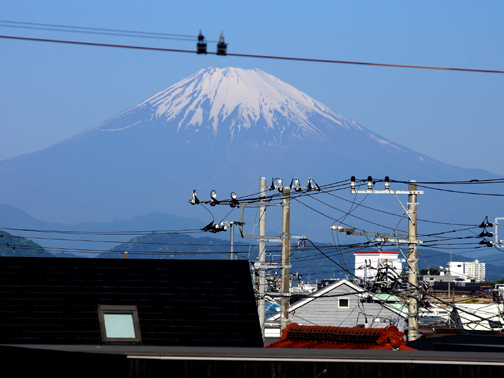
2, 1, 503, 175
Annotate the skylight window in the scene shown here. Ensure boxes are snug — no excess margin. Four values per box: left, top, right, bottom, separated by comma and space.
98, 305, 141, 344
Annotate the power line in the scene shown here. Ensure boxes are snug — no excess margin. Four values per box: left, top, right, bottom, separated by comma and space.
0, 226, 203, 236
392, 178, 504, 185
0, 20, 209, 42
295, 178, 499, 227
1, 34, 503, 74
414, 184, 504, 197
0, 34, 197, 54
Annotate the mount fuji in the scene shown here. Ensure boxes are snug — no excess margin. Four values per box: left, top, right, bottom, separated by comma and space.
87, 67, 435, 159
0, 67, 497, 242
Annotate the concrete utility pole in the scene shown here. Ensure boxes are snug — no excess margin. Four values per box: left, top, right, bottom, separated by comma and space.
230, 222, 235, 260
188, 177, 313, 339
336, 176, 423, 341
494, 218, 504, 249
241, 177, 312, 335
257, 177, 267, 337
447, 248, 452, 302
407, 180, 419, 341
280, 187, 291, 332
229, 221, 244, 260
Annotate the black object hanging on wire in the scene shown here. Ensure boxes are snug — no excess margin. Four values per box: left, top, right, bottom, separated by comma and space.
197, 30, 206, 54
217, 31, 227, 55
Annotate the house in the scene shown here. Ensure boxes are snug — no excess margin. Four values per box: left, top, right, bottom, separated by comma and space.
0, 256, 262, 347
2, 258, 504, 377
265, 279, 407, 337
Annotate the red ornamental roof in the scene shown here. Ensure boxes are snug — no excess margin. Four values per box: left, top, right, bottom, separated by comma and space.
266, 324, 415, 350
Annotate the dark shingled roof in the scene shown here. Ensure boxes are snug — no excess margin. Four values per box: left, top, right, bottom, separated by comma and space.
0, 256, 262, 347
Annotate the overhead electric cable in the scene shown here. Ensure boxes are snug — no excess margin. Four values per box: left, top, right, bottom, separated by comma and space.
0, 226, 203, 235
0, 20, 198, 38
392, 178, 504, 185
0, 20, 208, 42
413, 184, 504, 197
1, 34, 503, 74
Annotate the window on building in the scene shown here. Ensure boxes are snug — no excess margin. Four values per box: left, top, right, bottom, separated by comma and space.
98, 305, 142, 344
338, 298, 350, 308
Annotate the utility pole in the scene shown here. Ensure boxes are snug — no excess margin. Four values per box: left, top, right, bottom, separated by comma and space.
280, 187, 291, 332
258, 177, 267, 337
447, 247, 452, 302
494, 218, 504, 248
188, 177, 315, 339
407, 180, 419, 341
230, 221, 235, 260
229, 221, 245, 260
240, 177, 313, 335
335, 176, 423, 341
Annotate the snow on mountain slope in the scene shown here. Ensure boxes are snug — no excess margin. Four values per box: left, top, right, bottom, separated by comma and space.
89, 67, 402, 150
143, 67, 341, 135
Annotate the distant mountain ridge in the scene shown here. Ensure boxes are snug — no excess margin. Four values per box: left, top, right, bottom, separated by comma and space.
98, 232, 254, 259
97, 232, 504, 281
0, 229, 51, 257
0, 203, 211, 257
2, 202, 501, 279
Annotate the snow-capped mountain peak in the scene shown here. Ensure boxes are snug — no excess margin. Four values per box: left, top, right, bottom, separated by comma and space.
89, 67, 402, 151
92, 67, 363, 143
144, 67, 345, 136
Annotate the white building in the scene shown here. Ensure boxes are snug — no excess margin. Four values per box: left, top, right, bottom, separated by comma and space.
464, 260, 486, 282
448, 260, 486, 282
354, 251, 403, 283
448, 261, 466, 281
